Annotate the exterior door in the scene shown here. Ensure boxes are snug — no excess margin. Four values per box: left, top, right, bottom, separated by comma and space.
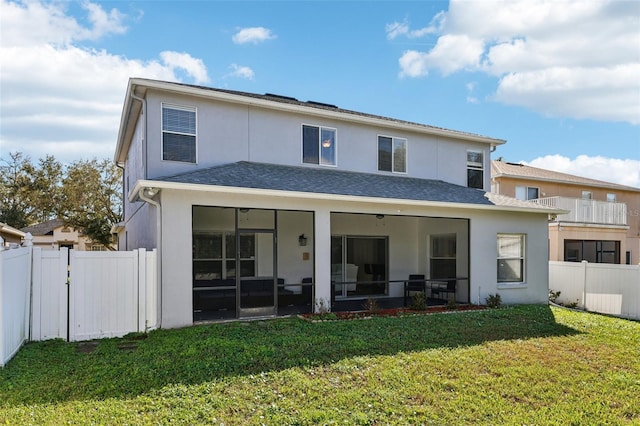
238, 230, 276, 318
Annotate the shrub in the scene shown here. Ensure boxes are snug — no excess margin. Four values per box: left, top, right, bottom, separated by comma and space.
362, 298, 379, 313
485, 293, 502, 309
410, 292, 427, 310
549, 290, 561, 303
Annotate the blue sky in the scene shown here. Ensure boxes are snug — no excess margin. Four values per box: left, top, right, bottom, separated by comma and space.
1, 0, 639, 186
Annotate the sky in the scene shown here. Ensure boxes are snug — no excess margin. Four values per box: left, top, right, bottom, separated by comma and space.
1, 0, 639, 187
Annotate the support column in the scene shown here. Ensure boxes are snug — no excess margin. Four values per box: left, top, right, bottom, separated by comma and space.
314, 209, 331, 312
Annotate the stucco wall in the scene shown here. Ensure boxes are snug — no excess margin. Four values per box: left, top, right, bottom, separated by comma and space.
142, 90, 491, 191
157, 187, 550, 328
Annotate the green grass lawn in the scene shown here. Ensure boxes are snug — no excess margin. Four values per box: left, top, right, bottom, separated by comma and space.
1, 305, 638, 425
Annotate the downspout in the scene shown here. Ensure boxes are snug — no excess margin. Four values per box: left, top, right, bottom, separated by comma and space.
130, 92, 147, 180
138, 187, 162, 329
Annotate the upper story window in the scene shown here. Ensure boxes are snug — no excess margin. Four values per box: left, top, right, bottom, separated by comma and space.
162, 104, 196, 163
497, 233, 525, 283
302, 124, 336, 166
466, 150, 484, 189
607, 193, 616, 202
582, 191, 593, 200
378, 136, 407, 173
515, 185, 539, 200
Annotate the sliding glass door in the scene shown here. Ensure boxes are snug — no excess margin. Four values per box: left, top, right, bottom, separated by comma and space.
331, 236, 387, 298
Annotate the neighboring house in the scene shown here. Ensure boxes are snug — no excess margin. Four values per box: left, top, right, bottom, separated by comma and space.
114, 78, 560, 328
20, 219, 110, 251
491, 160, 640, 265
0, 222, 25, 247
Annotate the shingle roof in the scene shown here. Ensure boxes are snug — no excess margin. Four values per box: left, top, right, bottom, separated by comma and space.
492, 160, 640, 192
160, 161, 494, 206
133, 78, 505, 145
21, 219, 64, 236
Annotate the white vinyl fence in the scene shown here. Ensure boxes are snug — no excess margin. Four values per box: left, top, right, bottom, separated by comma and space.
549, 261, 640, 320
1, 245, 157, 366
0, 246, 32, 367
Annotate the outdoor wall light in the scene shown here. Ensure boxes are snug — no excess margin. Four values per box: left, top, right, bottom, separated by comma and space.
298, 234, 308, 246
376, 214, 385, 219
239, 208, 250, 213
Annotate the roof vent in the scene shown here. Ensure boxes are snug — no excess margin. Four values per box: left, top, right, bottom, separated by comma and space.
307, 100, 338, 109
506, 162, 524, 166
264, 93, 298, 102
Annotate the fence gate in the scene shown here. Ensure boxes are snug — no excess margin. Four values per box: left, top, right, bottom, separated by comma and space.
31, 248, 157, 342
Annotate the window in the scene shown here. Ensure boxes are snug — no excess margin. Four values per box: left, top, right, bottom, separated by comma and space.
564, 240, 620, 264
302, 125, 336, 166
193, 232, 256, 279
497, 234, 525, 283
607, 193, 617, 203
515, 186, 539, 200
431, 234, 456, 279
162, 104, 196, 163
582, 191, 593, 200
467, 150, 484, 189
378, 136, 407, 173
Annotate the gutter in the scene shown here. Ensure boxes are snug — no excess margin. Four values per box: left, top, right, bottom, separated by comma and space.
130, 179, 567, 216
138, 187, 162, 330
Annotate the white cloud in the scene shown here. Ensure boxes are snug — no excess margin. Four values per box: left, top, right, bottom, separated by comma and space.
391, 0, 640, 124
227, 64, 255, 80
159, 51, 210, 85
386, 13, 445, 40
399, 34, 484, 77
232, 27, 276, 44
0, 0, 211, 163
525, 155, 640, 188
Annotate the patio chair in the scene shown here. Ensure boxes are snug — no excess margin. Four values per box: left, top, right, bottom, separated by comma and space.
404, 274, 425, 306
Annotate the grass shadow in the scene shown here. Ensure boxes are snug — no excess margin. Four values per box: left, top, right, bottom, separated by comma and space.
0, 305, 580, 406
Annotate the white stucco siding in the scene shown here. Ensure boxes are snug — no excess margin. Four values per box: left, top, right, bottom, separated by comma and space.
140, 91, 492, 190
124, 202, 157, 251
469, 210, 550, 306
156, 186, 549, 328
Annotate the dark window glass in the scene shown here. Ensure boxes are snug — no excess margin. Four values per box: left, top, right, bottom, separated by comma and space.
527, 187, 539, 200
163, 133, 196, 163
467, 169, 483, 189
378, 136, 392, 171
302, 125, 320, 164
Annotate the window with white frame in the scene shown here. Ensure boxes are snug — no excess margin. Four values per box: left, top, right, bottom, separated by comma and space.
515, 185, 539, 200
497, 234, 525, 283
582, 191, 593, 200
378, 136, 407, 173
162, 104, 196, 163
607, 193, 616, 202
466, 150, 484, 189
302, 124, 336, 166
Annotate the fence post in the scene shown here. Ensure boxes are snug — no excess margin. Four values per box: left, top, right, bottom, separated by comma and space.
581, 260, 588, 310
23, 233, 33, 247
137, 248, 146, 333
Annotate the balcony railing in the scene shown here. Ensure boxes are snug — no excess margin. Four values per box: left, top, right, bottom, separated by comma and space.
530, 196, 627, 226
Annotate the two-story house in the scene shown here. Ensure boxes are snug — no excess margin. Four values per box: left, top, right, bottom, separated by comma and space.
491, 159, 640, 265
114, 78, 559, 328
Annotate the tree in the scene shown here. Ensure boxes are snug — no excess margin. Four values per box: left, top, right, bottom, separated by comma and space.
60, 158, 122, 249
0, 152, 37, 228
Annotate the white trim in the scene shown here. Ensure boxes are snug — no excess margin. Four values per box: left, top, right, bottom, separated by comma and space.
129, 179, 564, 215
496, 233, 526, 284
377, 134, 408, 174
301, 123, 338, 167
